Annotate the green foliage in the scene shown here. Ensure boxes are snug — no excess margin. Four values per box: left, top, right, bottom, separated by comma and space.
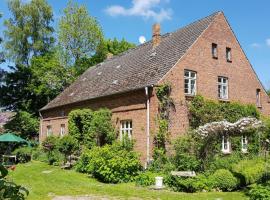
57, 135, 78, 163
41, 136, 63, 165
68, 108, 115, 148
189, 95, 260, 129
4, 0, 54, 65
32, 147, 47, 162
135, 171, 164, 187
0, 164, 28, 199
248, 182, 270, 200
166, 174, 210, 193
76, 143, 142, 183
13, 146, 32, 163
209, 169, 238, 191
58, 0, 103, 69
4, 111, 39, 139
232, 159, 267, 185
173, 135, 201, 171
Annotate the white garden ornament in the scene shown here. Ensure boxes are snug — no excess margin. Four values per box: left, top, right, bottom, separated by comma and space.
196, 117, 263, 138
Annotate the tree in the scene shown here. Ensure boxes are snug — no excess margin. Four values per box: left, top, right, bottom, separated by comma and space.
4, 0, 54, 65
74, 38, 136, 76
4, 111, 39, 139
58, 0, 103, 67
57, 135, 78, 164
267, 89, 270, 96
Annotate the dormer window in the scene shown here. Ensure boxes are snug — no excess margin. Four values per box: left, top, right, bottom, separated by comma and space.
256, 89, 262, 108
212, 43, 218, 59
222, 135, 231, 154
241, 135, 248, 153
226, 47, 232, 62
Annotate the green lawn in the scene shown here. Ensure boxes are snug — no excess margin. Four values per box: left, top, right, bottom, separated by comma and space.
8, 161, 248, 200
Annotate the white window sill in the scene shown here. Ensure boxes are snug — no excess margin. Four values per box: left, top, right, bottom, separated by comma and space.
241, 149, 248, 154
221, 150, 231, 154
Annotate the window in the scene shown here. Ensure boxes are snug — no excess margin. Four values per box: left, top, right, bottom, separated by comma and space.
184, 70, 197, 95
218, 77, 228, 99
241, 135, 248, 153
256, 89, 261, 107
60, 124, 65, 136
120, 120, 132, 140
47, 125, 52, 136
222, 135, 230, 153
226, 47, 232, 62
212, 43, 218, 58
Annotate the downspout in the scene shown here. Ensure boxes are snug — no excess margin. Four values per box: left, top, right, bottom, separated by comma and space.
145, 86, 150, 168
39, 111, 43, 143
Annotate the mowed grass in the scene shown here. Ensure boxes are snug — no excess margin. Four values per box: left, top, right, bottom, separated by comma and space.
8, 161, 248, 200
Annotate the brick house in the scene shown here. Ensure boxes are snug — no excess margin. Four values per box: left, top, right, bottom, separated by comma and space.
40, 11, 270, 165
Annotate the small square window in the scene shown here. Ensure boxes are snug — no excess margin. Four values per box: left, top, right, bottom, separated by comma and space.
226, 47, 232, 62
212, 43, 218, 59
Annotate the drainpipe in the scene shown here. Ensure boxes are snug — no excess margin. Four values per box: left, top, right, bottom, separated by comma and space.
145, 86, 150, 167
39, 111, 43, 143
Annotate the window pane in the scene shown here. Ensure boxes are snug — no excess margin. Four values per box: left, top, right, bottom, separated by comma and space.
184, 71, 189, 77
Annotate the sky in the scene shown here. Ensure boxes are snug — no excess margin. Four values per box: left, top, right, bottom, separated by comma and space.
0, 0, 269, 89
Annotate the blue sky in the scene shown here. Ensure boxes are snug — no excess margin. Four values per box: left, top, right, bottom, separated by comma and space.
0, 0, 270, 89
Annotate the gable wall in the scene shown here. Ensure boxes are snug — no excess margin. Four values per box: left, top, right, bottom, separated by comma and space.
158, 13, 270, 139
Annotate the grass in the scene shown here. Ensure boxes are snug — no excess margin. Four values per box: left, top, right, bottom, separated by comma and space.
8, 161, 248, 200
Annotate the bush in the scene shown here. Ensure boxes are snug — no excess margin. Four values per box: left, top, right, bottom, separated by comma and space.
232, 159, 266, 185
173, 135, 201, 171
57, 135, 78, 163
165, 174, 210, 193
136, 171, 164, 187
41, 136, 63, 165
76, 143, 142, 183
248, 183, 270, 200
209, 169, 238, 191
13, 146, 32, 163
32, 147, 47, 162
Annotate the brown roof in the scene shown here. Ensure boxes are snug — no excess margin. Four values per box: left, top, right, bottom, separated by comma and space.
41, 12, 220, 111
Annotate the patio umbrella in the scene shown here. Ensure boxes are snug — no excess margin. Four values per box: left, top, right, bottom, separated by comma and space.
0, 132, 29, 144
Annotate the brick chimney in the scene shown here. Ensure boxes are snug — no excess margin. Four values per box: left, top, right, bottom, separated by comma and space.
152, 23, 161, 48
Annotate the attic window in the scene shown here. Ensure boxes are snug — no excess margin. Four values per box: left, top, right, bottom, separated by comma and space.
116, 65, 121, 69
226, 47, 232, 62
256, 89, 261, 108
212, 43, 218, 59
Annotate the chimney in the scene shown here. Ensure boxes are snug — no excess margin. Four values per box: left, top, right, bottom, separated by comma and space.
152, 23, 161, 48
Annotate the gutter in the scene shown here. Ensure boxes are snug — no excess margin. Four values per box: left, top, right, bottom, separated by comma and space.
145, 86, 151, 168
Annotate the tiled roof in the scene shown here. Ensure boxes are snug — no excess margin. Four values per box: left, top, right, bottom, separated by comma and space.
41, 12, 220, 111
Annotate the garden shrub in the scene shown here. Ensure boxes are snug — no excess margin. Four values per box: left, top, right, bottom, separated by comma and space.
32, 147, 47, 162
13, 146, 32, 163
165, 174, 210, 193
76, 143, 142, 183
173, 135, 201, 171
135, 171, 165, 187
68, 108, 116, 148
209, 169, 238, 191
41, 136, 63, 165
232, 159, 267, 185
248, 182, 270, 200
57, 135, 78, 163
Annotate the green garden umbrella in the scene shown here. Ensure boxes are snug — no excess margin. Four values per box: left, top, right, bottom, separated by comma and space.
0, 132, 28, 143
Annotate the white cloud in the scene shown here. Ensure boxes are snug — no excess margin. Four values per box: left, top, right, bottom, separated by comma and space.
250, 43, 261, 48
105, 0, 172, 22
266, 38, 270, 47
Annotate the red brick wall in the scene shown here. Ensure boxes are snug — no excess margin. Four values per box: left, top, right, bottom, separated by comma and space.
157, 12, 270, 139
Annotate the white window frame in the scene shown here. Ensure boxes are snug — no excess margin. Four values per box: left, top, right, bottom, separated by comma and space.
256, 89, 261, 107
120, 120, 132, 140
212, 43, 218, 58
184, 70, 197, 96
222, 135, 231, 154
241, 135, 248, 153
47, 125, 52, 136
60, 124, 65, 137
226, 47, 232, 62
218, 77, 228, 99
